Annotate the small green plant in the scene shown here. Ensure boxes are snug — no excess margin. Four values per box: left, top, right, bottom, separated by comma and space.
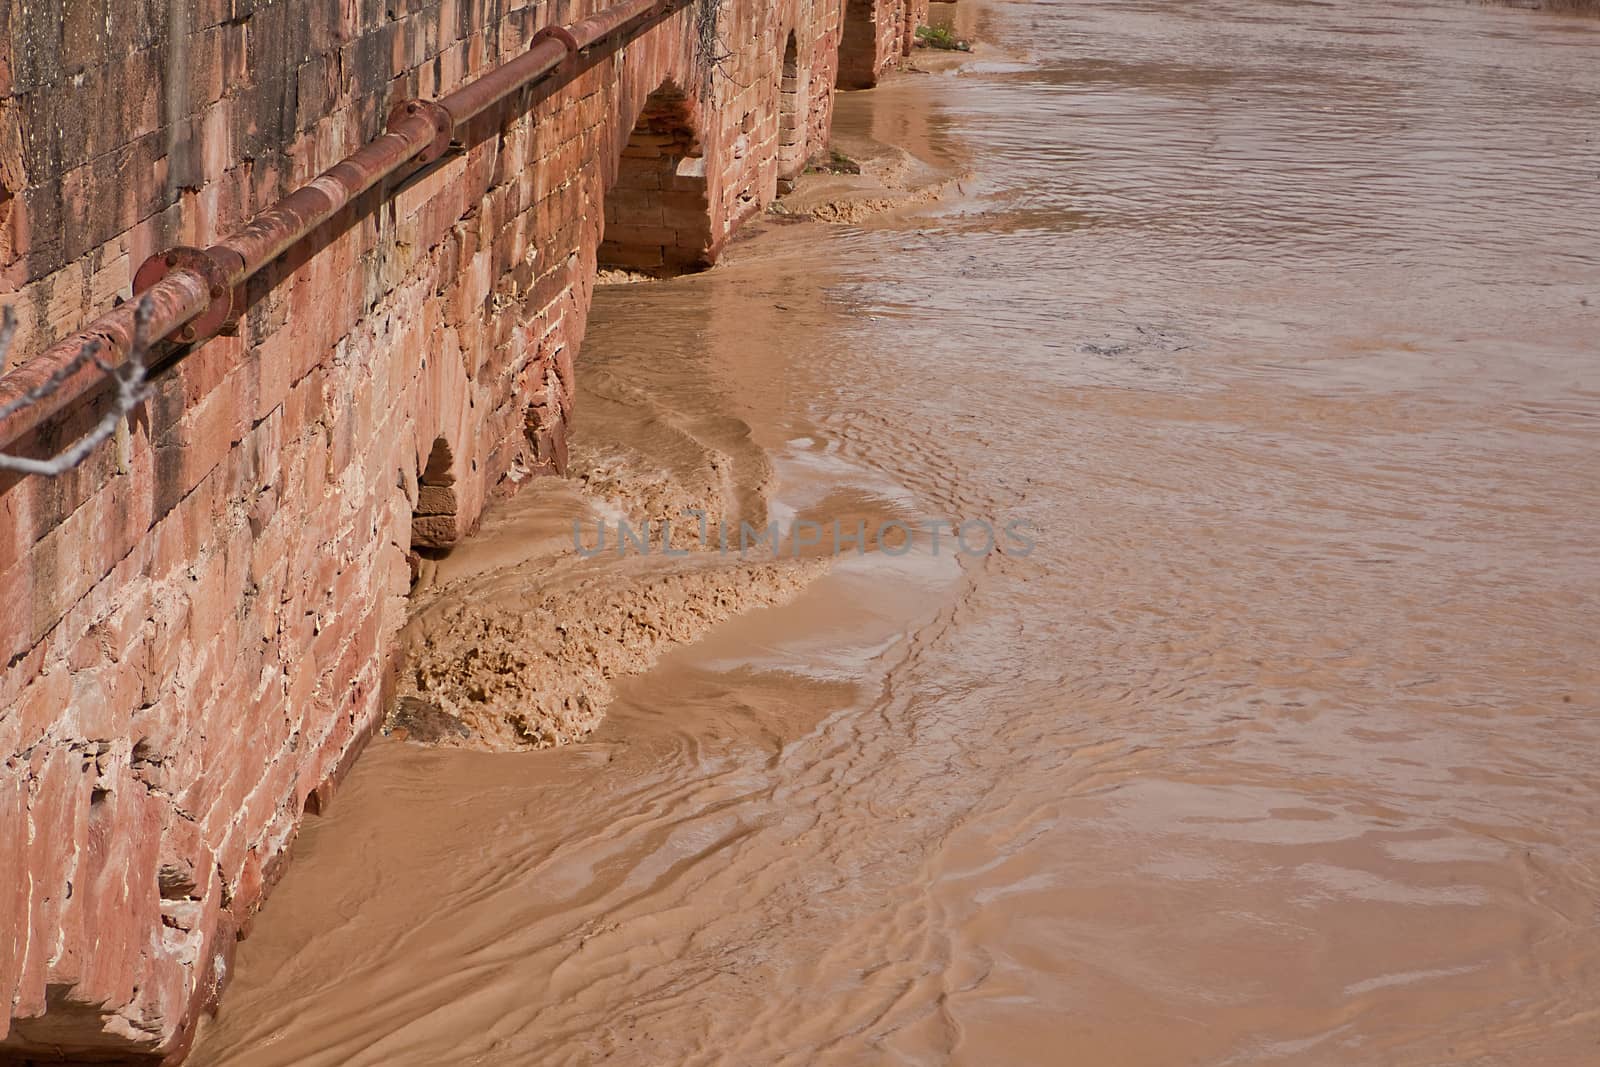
805, 149, 862, 176
915, 25, 972, 52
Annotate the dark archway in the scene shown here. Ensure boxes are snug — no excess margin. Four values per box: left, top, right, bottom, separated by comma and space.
600, 82, 713, 276
778, 32, 808, 186
836, 0, 878, 90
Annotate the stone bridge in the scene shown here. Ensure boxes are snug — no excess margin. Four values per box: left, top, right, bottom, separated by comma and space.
0, 0, 925, 1060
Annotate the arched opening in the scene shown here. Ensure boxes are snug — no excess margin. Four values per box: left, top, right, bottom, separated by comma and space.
836, 0, 879, 90
600, 82, 713, 277
777, 32, 807, 188
411, 436, 459, 551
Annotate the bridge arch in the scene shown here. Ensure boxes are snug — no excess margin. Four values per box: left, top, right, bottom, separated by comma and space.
836, 0, 923, 90
600, 81, 714, 277
778, 30, 809, 182
837, 0, 878, 89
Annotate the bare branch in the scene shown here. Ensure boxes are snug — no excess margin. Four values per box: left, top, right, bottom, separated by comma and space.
694, 0, 745, 89
0, 326, 104, 424
0, 297, 156, 477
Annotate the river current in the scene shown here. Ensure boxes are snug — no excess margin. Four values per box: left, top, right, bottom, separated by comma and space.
193, 2, 1600, 1063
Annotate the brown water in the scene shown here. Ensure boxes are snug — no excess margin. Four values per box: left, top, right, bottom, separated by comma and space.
192, 1, 1600, 1063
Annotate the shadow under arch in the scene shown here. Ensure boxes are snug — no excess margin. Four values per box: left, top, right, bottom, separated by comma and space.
600, 80, 713, 277
837, 0, 879, 90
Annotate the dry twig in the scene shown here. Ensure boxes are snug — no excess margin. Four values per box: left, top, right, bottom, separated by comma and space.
0, 297, 156, 477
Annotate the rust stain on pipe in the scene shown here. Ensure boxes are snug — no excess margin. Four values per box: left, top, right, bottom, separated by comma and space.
568, 0, 667, 48
0, 0, 680, 457
437, 40, 571, 126
213, 113, 442, 282
0, 270, 211, 449
437, 0, 667, 124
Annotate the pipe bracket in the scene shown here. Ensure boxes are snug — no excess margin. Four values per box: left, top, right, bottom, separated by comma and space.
133, 247, 237, 345
532, 25, 582, 56
388, 98, 455, 165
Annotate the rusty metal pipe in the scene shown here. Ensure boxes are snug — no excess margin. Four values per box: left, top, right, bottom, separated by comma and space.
567, 0, 666, 48
0, 0, 677, 457
436, 0, 666, 124
211, 115, 441, 284
436, 39, 573, 126
0, 271, 211, 449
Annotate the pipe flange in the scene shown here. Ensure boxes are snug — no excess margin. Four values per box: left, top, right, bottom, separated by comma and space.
205, 245, 248, 336
388, 98, 454, 165
531, 25, 581, 56
133, 246, 237, 345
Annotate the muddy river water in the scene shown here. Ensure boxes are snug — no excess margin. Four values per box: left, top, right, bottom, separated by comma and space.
192, 1, 1600, 1063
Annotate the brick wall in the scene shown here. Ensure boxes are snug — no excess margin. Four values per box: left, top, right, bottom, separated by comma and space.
0, 0, 864, 1060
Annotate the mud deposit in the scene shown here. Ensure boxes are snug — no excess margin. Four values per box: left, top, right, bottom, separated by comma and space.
192, 1, 1599, 1064
391, 400, 829, 752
